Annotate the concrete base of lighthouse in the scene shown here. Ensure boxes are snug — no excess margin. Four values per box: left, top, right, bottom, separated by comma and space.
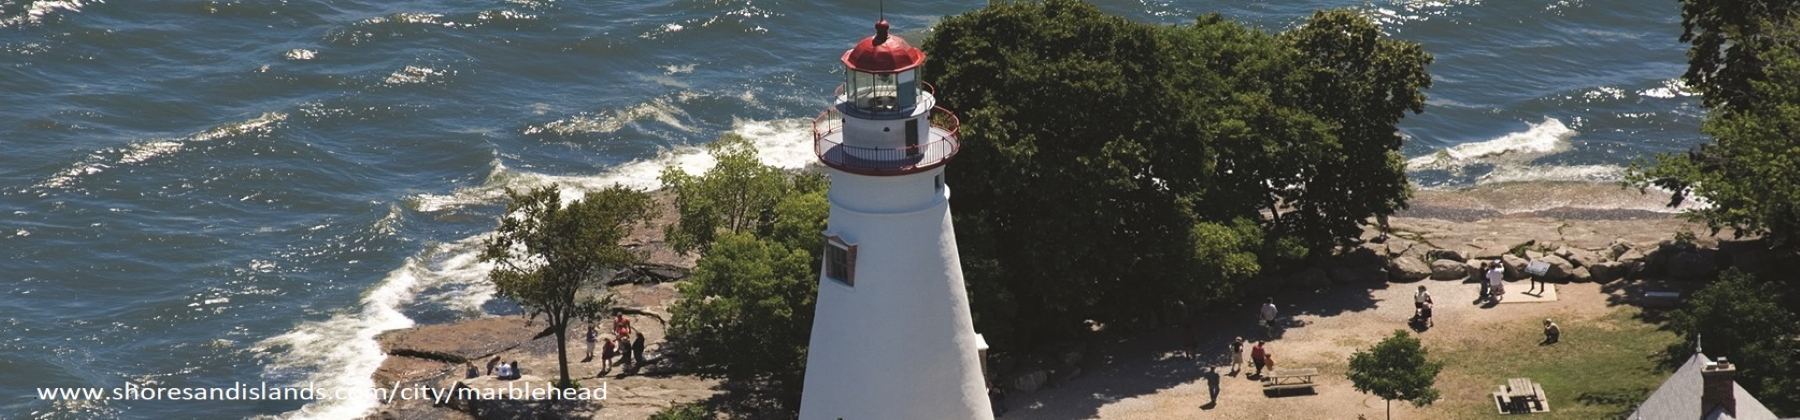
797, 169, 993, 420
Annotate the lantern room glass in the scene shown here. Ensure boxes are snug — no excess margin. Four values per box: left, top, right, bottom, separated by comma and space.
845, 68, 920, 113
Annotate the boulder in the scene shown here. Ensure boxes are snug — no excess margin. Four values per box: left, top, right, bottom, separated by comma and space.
1010, 369, 1048, 394
1668, 249, 1720, 280
1526, 249, 1546, 261
1057, 347, 1085, 367
1588, 261, 1627, 283
1720, 241, 1775, 276
1618, 245, 1653, 278
1501, 254, 1529, 280
1569, 266, 1592, 283
1430, 259, 1469, 280
1565, 248, 1604, 268
1540, 255, 1574, 281
1425, 249, 1466, 263
1288, 268, 1332, 290
377, 315, 540, 364
1048, 366, 1083, 389
1337, 247, 1386, 269
1387, 257, 1432, 282
1607, 239, 1632, 261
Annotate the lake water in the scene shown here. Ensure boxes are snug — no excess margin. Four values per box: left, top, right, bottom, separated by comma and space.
0, 0, 1700, 418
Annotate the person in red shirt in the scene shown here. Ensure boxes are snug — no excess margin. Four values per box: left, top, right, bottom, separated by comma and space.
1250, 341, 1268, 376
613, 314, 631, 339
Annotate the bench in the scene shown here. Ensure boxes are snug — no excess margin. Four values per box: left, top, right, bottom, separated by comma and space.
1263, 367, 1319, 396
1493, 377, 1548, 413
1641, 291, 1683, 308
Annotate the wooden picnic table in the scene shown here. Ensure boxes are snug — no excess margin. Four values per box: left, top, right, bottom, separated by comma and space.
1263, 367, 1319, 395
1501, 377, 1544, 412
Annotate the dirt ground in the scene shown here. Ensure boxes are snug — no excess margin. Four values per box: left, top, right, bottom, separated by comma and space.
999, 274, 1632, 420
995, 184, 1712, 420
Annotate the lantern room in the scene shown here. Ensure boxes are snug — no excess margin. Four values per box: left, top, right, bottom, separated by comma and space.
813, 20, 961, 177
841, 20, 924, 113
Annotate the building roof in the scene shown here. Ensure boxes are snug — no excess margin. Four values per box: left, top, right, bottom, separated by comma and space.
841, 20, 924, 73
1629, 352, 1782, 420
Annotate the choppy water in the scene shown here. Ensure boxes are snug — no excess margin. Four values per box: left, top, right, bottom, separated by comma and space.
0, 0, 1699, 418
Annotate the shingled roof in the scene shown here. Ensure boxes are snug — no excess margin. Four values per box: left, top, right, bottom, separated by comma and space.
1627, 352, 1784, 420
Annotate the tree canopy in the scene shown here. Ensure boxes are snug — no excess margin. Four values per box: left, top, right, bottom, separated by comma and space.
1347, 330, 1442, 419
481, 184, 652, 387
662, 135, 829, 410
1632, 1, 1800, 244
923, 0, 1431, 347
1667, 269, 1800, 415
659, 135, 809, 255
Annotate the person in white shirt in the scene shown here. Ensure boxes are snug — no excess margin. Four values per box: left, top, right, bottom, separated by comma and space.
1487, 260, 1506, 302
1414, 285, 1433, 316
1259, 298, 1278, 337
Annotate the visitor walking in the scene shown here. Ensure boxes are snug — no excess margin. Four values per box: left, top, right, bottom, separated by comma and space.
1250, 341, 1268, 377
1259, 298, 1278, 337
1229, 337, 1246, 374
584, 324, 598, 359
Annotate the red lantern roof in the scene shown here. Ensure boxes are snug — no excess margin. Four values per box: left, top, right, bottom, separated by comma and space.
841, 20, 924, 73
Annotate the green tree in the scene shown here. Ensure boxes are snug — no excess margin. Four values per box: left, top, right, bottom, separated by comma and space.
1667, 269, 1800, 415
925, 0, 1215, 346
1277, 9, 1431, 251
481, 184, 652, 388
1347, 330, 1442, 420
659, 134, 795, 255
666, 232, 817, 408
1632, 3, 1800, 245
662, 138, 831, 411
1677, 0, 1798, 112
922, 0, 1430, 347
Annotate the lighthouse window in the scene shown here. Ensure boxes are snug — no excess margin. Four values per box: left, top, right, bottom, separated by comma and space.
824, 236, 857, 286
847, 70, 899, 112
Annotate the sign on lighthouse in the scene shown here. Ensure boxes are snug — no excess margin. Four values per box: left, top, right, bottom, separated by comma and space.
797, 18, 994, 420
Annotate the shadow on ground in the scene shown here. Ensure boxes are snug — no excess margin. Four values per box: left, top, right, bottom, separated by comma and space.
1000, 281, 1386, 419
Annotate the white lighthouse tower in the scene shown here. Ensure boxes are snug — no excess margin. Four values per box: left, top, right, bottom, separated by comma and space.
797, 19, 993, 420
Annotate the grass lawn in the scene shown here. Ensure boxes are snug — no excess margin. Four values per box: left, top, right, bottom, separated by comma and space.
1423, 306, 1682, 420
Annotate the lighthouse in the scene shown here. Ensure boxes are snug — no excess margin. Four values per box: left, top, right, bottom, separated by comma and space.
797, 19, 993, 420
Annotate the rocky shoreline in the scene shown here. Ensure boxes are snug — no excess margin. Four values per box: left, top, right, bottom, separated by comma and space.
362, 193, 715, 420
361, 181, 1768, 419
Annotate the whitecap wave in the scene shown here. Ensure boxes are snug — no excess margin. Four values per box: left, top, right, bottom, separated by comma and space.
1406, 117, 1575, 173
252, 234, 494, 420
1639, 78, 1695, 99
263, 117, 816, 419
1474, 163, 1622, 184
422, 117, 816, 213
284, 49, 316, 60
39, 112, 287, 190
525, 96, 697, 136
0, 0, 96, 27
383, 66, 449, 85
